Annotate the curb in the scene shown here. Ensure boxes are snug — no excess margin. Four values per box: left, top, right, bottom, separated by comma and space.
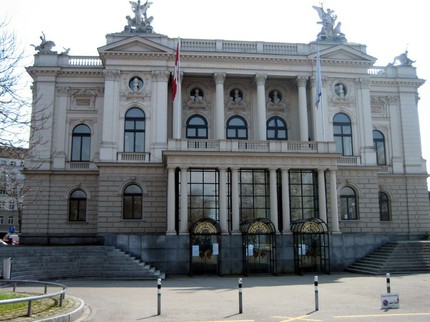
37, 296, 85, 322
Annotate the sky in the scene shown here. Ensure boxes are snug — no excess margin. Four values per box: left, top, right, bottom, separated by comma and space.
2, 0, 429, 188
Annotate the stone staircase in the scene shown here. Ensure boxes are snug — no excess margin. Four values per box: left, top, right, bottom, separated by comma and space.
346, 241, 430, 275
0, 245, 165, 280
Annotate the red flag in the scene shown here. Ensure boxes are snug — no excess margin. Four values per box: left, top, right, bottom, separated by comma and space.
172, 40, 180, 102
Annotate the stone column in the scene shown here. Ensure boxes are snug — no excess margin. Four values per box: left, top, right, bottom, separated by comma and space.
296, 76, 309, 141
255, 74, 267, 140
355, 78, 376, 165
214, 73, 226, 139
100, 69, 121, 161
219, 167, 228, 234
329, 169, 340, 233
318, 169, 327, 224
52, 87, 68, 169
281, 169, 291, 233
269, 168, 279, 233
166, 167, 176, 235
180, 167, 189, 234
387, 96, 403, 172
231, 167, 240, 233
151, 71, 170, 161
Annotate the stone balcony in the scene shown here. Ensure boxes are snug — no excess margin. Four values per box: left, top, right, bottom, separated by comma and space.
167, 139, 337, 154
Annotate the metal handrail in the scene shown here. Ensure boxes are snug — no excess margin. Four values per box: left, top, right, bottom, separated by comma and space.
0, 279, 67, 317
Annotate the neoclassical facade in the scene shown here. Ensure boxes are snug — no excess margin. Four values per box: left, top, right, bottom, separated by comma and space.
24, 4, 429, 275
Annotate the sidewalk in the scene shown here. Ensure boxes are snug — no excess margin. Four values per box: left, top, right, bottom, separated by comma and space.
58, 272, 430, 322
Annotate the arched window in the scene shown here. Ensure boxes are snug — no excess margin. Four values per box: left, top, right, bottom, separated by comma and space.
124, 108, 145, 153
267, 116, 287, 140
379, 192, 391, 221
333, 113, 353, 156
123, 184, 142, 219
226, 116, 248, 139
69, 189, 87, 221
186, 115, 208, 139
71, 124, 91, 161
340, 186, 358, 220
373, 130, 386, 165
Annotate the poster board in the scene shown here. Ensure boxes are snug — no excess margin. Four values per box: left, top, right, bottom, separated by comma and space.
381, 293, 399, 309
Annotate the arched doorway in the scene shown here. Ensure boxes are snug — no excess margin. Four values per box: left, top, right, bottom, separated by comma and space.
190, 218, 221, 275
291, 218, 330, 275
241, 218, 276, 275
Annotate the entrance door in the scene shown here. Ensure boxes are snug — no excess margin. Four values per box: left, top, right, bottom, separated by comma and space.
241, 218, 276, 275
291, 218, 330, 275
190, 218, 221, 275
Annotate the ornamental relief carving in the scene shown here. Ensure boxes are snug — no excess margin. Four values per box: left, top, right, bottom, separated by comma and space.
330, 80, 354, 105
226, 86, 247, 109
185, 82, 211, 109
370, 96, 391, 117
120, 74, 152, 99
57, 87, 104, 110
266, 87, 288, 111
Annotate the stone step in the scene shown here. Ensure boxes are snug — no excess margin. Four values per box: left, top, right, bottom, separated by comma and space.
346, 241, 430, 275
0, 245, 165, 280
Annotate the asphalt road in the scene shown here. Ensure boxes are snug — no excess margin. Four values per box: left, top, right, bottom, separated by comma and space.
54, 273, 430, 322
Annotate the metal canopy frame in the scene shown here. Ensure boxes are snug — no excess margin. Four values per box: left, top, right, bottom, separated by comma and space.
291, 217, 330, 275
189, 218, 222, 276
241, 218, 277, 275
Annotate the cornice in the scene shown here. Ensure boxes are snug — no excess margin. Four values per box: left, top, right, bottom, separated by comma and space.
370, 78, 425, 88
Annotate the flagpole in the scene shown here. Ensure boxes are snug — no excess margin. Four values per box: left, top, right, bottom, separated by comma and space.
315, 44, 326, 141
173, 38, 181, 139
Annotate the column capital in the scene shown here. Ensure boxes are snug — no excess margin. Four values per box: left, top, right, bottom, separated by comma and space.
104, 69, 121, 81
213, 72, 226, 84
255, 74, 267, 85
151, 70, 170, 82
355, 77, 371, 89
296, 76, 308, 87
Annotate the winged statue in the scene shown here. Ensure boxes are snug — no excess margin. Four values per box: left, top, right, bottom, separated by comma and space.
313, 5, 346, 42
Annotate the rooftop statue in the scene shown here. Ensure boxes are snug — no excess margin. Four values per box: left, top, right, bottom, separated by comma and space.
313, 5, 346, 42
31, 32, 57, 54
124, 0, 154, 33
391, 50, 415, 66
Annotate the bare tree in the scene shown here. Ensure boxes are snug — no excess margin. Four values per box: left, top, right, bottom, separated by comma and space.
0, 19, 31, 148
0, 147, 28, 233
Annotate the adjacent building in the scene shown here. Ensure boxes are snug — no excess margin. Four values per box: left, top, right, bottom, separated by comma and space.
23, 3, 430, 275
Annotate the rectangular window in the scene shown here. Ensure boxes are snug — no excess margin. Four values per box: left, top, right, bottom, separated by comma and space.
289, 170, 319, 222
239, 169, 270, 223
187, 169, 219, 223
8, 216, 13, 225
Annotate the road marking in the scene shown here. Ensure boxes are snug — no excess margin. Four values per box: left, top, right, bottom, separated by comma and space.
334, 312, 430, 319
272, 315, 322, 321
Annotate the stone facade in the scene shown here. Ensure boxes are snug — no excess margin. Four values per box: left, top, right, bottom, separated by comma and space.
23, 6, 429, 274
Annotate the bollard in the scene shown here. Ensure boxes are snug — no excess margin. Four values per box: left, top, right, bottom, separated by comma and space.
386, 273, 391, 293
157, 278, 161, 315
238, 278, 243, 314
314, 276, 319, 311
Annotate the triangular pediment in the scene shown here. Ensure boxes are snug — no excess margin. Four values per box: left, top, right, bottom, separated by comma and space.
98, 35, 173, 54
309, 44, 376, 64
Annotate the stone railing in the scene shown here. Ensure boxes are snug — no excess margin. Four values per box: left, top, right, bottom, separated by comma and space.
68, 56, 103, 66
181, 39, 298, 55
168, 139, 336, 154
337, 156, 360, 165
117, 152, 151, 162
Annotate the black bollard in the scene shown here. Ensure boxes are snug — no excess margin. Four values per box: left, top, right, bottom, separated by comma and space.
157, 278, 161, 315
314, 276, 319, 311
238, 278, 243, 314
386, 273, 391, 293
